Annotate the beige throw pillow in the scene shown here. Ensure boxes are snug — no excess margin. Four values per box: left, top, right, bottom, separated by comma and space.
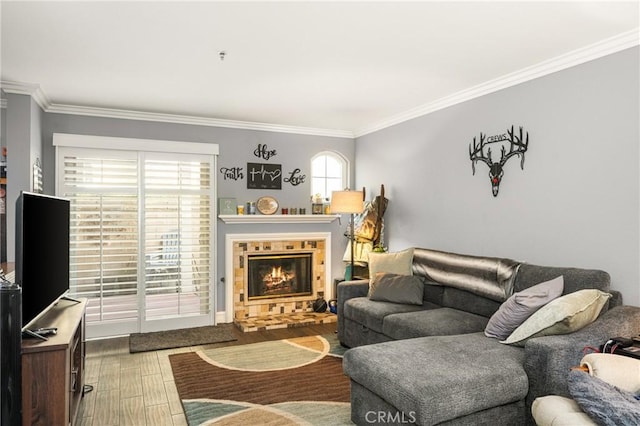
367, 248, 414, 290
502, 289, 611, 346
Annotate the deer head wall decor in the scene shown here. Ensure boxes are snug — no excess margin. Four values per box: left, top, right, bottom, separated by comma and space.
469, 125, 529, 197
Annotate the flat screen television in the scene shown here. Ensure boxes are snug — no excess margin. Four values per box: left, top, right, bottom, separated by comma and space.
15, 191, 71, 333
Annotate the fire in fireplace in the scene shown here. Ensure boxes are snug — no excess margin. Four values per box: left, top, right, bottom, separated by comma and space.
247, 252, 313, 300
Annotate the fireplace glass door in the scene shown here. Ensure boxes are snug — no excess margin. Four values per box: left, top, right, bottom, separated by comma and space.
247, 253, 313, 300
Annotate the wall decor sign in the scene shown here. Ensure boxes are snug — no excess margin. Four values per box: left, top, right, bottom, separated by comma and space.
220, 166, 244, 181
284, 168, 306, 186
253, 144, 277, 160
469, 125, 529, 197
247, 162, 282, 189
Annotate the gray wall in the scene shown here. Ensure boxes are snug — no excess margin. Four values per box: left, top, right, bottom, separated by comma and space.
5, 93, 43, 261
355, 47, 640, 306
41, 113, 354, 311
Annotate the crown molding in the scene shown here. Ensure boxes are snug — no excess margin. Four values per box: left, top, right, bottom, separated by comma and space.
1, 80, 51, 110
0, 80, 354, 139
45, 103, 355, 138
354, 28, 640, 138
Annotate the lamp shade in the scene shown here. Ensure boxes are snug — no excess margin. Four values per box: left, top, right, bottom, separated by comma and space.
330, 190, 364, 214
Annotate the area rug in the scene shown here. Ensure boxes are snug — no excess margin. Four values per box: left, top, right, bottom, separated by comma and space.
129, 323, 237, 353
169, 333, 352, 425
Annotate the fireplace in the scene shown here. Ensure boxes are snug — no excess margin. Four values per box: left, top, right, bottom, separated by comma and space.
247, 253, 313, 300
224, 232, 332, 324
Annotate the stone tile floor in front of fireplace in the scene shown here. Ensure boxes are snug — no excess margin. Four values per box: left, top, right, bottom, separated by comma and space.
78, 322, 338, 425
234, 311, 337, 332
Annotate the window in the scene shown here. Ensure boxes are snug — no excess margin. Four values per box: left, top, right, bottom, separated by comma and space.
310, 151, 348, 200
54, 134, 218, 338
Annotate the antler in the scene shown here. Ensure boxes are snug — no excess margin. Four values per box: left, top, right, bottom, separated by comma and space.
469, 132, 493, 175
500, 125, 528, 169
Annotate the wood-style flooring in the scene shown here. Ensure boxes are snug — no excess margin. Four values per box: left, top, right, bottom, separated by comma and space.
79, 323, 338, 426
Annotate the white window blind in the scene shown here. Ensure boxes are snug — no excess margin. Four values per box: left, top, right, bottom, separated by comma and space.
143, 155, 212, 320
62, 151, 140, 324
55, 135, 217, 337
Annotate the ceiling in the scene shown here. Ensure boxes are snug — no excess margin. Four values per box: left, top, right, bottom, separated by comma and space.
1, 1, 638, 137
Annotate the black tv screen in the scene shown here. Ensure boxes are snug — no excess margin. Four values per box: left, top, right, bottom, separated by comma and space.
15, 192, 70, 330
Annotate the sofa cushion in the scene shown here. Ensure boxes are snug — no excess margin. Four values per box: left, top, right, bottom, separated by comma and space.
368, 248, 414, 286
343, 333, 528, 425
423, 282, 444, 305
485, 275, 564, 340
342, 297, 427, 333
513, 263, 610, 295
383, 307, 489, 340
369, 272, 424, 305
441, 285, 502, 318
502, 289, 611, 346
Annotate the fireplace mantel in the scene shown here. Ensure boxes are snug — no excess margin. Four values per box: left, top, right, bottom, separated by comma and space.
218, 214, 339, 224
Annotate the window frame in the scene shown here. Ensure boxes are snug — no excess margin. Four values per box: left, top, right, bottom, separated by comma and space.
310, 150, 350, 200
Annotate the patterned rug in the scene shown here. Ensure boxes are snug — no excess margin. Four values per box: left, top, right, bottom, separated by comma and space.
169, 334, 352, 425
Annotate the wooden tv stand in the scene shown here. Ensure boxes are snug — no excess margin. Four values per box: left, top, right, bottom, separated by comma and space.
21, 298, 87, 426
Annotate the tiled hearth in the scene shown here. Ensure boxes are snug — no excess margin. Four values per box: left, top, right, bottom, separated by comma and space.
234, 312, 336, 332
225, 232, 337, 332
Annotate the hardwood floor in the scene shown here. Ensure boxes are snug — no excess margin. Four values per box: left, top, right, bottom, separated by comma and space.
79, 323, 338, 425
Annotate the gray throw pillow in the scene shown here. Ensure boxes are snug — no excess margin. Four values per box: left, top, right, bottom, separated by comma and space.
568, 369, 640, 426
369, 272, 424, 305
484, 275, 564, 340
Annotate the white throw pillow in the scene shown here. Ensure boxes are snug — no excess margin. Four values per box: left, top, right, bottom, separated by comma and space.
502, 289, 611, 346
367, 248, 414, 289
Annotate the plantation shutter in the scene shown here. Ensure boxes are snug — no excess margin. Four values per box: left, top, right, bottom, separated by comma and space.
55, 134, 218, 338
60, 149, 140, 325
143, 154, 212, 320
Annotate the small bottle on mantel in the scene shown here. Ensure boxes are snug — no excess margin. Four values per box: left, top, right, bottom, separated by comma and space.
247, 202, 256, 215
323, 198, 331, 215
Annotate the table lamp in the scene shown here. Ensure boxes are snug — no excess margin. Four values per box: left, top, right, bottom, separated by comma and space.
331, 189, 364, 280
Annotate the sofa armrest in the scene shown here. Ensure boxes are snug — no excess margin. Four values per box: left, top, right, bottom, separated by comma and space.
609, 289, 623, 307
524, 305, 640, 409
337, 279, 369, 300
580, 353, 640, 392
336, 279, 369, 344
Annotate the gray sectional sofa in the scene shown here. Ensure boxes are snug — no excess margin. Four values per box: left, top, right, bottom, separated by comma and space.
338, 247, 640, 425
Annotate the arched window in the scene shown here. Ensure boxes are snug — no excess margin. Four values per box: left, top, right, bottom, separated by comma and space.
310, 151, 349, 200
